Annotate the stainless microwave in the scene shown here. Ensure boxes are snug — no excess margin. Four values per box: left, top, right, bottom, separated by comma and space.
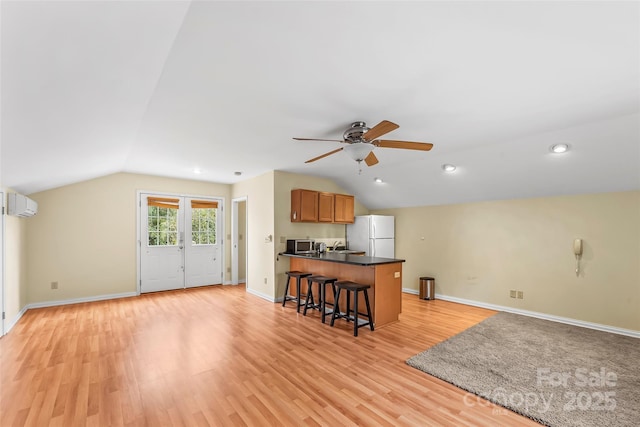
286, 239, 315, 254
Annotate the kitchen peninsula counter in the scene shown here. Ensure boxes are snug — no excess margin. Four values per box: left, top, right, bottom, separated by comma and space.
279, 252, 405, 327
280, 252, 404, 266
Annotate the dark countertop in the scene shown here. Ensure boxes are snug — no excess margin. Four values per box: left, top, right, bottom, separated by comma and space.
279, 252, 405, 266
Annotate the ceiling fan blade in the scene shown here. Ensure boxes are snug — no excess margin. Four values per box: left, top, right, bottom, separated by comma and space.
305, 148, 343, 163
363, 120, 399, 141
294, 137, 343, 142
373, 140, 434, 151
364, 151, 379, 166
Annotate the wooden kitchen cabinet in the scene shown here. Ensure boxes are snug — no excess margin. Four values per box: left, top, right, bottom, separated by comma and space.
318, 192, 335, 222
291, 189, 318, 222
334, 194, 355, 224
291, 189, 355, 224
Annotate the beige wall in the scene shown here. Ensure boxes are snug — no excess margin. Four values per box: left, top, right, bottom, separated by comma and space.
3, 191, 29, 328
231, 171, 275, 298
27, 173, 232, 303
273, 171, 369, 299
374, 191, 640, 331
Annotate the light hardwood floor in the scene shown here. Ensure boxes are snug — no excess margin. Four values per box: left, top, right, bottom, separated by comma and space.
0, 285, 541, 426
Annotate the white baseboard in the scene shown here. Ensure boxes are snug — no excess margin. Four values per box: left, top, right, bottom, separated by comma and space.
402, 288, 419, 295
245, 287, 278, 303
26, 292, 138, 310
425, 293, 640, 339
5, 305, 29, 334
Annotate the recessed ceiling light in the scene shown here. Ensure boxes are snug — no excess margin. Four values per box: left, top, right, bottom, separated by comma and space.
374, 177, 383, 183
442, 164, 456, 172
234, 171, 242, 176
193, 168, 202, 174
550, 143, 569, 153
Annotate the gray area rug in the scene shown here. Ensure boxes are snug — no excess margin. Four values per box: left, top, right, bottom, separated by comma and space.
406, 312, 640, 427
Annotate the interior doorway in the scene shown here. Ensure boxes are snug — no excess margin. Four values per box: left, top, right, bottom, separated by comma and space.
138, 192, 224, 293
231, 197, 247, 286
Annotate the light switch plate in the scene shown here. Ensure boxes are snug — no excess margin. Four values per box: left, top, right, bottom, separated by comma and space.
394, 272, 400, 278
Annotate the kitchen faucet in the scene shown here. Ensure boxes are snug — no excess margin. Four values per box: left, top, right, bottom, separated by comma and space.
333, 240, 342, 250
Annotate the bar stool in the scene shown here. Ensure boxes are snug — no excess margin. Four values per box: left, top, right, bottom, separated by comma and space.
330, 281, 374, 337
303, 276, 338, 322
282, 271, 313, 313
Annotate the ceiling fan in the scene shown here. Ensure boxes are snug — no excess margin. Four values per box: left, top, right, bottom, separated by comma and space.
294, 120, 433, 169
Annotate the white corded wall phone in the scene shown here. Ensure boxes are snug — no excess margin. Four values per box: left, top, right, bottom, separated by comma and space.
573, 238, 583, 277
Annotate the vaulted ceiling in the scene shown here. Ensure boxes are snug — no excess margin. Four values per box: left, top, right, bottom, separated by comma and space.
2, 1, 638, 209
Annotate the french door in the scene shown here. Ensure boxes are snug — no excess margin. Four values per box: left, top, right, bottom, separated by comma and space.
140, 193, 223, 293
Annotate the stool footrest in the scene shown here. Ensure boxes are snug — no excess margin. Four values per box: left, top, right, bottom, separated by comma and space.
332, 312, 371, 326
333, 311, 372, 321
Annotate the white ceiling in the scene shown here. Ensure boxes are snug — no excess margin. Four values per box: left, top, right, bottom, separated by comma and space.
2, 1, 638, 209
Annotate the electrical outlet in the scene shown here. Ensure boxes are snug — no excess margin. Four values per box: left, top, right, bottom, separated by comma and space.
51, 281, 58, 290
517, 291, 524, 299
509, 290, 517, 298
394, 272, 400, 278
280, 236, 286, 243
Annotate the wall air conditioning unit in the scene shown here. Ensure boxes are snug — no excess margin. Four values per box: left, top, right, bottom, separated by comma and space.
8, 193, 38, 217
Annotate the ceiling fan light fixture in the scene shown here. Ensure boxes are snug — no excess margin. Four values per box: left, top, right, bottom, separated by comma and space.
550, 143, 569, 153
343, 143, 374, 162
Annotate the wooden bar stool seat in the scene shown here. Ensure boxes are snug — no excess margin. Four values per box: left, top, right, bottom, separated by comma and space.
303, 276, 338, 322
330, 281, 374, 336
282, 271, 313, 313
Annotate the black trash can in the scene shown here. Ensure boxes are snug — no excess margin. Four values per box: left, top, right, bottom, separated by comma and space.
419, 277, 435, 300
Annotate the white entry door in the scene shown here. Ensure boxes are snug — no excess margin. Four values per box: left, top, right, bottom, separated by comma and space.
184, 198, 222, 288
140, 194, 223, 293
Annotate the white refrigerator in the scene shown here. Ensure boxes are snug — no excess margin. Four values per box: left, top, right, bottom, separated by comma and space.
347, 215, 395, 258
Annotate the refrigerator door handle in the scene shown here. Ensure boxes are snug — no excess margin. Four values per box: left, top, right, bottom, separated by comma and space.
371, 240, 375, 257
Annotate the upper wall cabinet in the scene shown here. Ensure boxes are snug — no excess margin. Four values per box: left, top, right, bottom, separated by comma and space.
291, 189, 355, 224
291, 189, 318, 222
333, 194, 355, 224
318, 192, 335, 223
